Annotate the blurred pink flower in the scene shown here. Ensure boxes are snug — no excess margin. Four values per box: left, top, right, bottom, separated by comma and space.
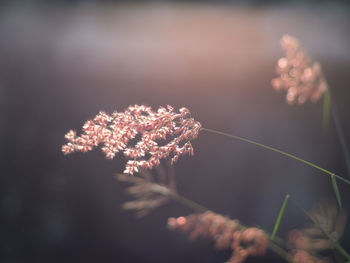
168, 212, 268, 263
62, 105, 201, 175
271, 35, 327, 104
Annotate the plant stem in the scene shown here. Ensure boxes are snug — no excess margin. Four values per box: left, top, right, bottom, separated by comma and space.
201, 127, 350, 186
169, 190, 209, 213
331, 96, 350, 179
271, 194, 290, 240
331, 174, 342, 208
268, 241, 295, 263
322, 88, 331, 132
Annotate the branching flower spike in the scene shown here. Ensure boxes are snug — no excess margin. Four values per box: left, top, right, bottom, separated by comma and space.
116, 161, 176, 217
271, 34, 328, 104
168, 212, 268, 263
62, 105, 201, 175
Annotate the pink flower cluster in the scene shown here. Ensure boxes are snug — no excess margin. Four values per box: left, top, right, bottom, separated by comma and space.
62, 105, 201, 175
288, 229, 328, 263
168, 212, 268, 263
271, 35, 327, 104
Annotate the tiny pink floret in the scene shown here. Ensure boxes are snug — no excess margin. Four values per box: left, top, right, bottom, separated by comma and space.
62, 105, 201, 175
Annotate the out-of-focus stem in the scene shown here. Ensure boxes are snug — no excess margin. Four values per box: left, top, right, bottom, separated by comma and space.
322, 88, 331, 132
169, 190, 209, 213
268, 241, 295, 263
330, 96, 350, 179
201, 127, 350, 186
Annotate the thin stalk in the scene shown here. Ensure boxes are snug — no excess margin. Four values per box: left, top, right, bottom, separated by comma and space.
331, 96, 350, 179
322, 89, 331, 132
169, 190, 209, 213
331, 174, 342, 208
268, 241, 295, 263
271, 194, 290, 240
201, 127, 350, 186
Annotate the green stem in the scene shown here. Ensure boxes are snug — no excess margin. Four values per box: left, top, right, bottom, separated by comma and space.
331, 174, 342, 208
268, 241, 295, 263
331, 96, 350, 179
322, 88, 331, 132
201, 127, 350, 186
271, 194, 290, 240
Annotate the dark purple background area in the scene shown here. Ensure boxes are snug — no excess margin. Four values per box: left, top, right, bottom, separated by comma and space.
0, 2, 350, 262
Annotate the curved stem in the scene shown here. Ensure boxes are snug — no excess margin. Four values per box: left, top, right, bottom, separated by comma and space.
201, 127, 350, 186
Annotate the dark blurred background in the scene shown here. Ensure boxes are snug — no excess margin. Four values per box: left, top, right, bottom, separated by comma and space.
1, 0, 350, 262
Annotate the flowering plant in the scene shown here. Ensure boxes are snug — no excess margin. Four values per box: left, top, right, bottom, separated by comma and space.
62, 105, 201, 174
62, 35, 350, 263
